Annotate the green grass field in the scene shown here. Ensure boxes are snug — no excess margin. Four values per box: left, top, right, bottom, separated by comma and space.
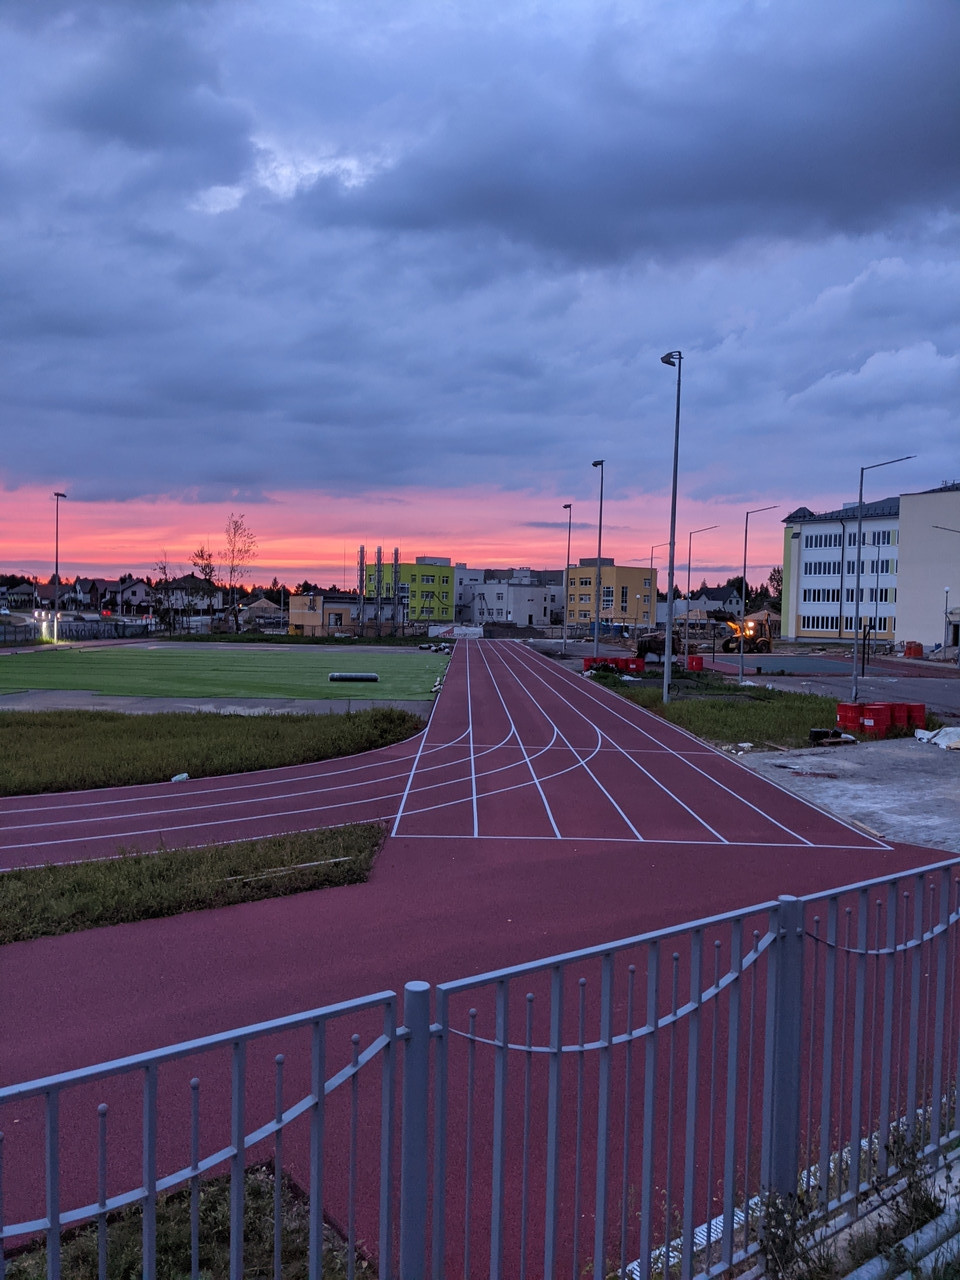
0, 642, 448, 700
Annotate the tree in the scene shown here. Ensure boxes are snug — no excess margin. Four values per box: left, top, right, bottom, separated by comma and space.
154, 552, 176, 634
191, 543, 219, 624
221, 512, 257, 629
768, 565, 783, 602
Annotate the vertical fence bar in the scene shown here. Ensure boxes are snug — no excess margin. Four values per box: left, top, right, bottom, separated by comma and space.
848, 890, 869, 1198
804, 915, 821, 1193
681, 930, 703, 1277
720, 922, 742, 1271
45, 1088, 61, 1280
463, 1008, 477, 1280
490, 979, 510, 1280
381, 998, 397, 1280
309, 1018, 326, 1280
817, 899, 838, 1205
573, 979, 587, 1278
97, 1104, 108, 1280
520, 994, 535, 1280
593, 954, 615, 1280
142, 1065, 158, 1280
906, 882, 924, 1140
929, 874, 949, 1149
866, 901, 882, 1187
619, 965, 637, 1280
431, 990, 449, 1280
878, 883, 897, 1178
637, 942, 659, 1280
399, 981, 431, 1280
348, 1035, 360, 1280
703, 940, 722, 1269
742, 932, 760, 1254
762, 897, 804, 1203
543, 965, 564, 1280
229, 1041, 246, 1280
662, 954, 680, 1280
0, 1131, 5, 1280
273, 1056, 284, 1280
190, 1078, 200, 1280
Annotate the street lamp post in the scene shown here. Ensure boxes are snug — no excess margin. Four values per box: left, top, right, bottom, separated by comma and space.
851, 455, 915, 702
685, 524, 719, 662
562, 502, 573, 655
660, 352, 683, 703
592, 461, 605, 658
738, 506, 777, 685
649, 542, 668, 571
945, 588, 951, 653
53, 491, 66, 644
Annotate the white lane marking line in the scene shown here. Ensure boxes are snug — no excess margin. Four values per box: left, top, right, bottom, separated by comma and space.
466, 639, 478, 837
475, 641, 562, 838
499, 644, 727, 843
480, 640, 643, 841
390, 655, 451, 838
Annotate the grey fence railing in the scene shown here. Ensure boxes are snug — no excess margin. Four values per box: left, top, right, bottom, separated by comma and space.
3, 856, 960, 1279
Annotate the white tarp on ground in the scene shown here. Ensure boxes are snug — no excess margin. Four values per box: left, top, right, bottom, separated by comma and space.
428, 625, 482, 638
915, 727, 960, 750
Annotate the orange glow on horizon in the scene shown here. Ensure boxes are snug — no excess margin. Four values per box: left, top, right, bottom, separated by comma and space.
1, 485, 788, 590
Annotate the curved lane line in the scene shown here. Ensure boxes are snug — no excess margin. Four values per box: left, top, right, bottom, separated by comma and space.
480, 640, 643, 841
499, 643, 728, 843
516, 645, 889, 849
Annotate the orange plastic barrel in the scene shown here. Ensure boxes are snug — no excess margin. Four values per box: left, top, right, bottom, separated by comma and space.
904, 641, 923, 658
861, 703, 892, 738
889, 702, 910, 728
836, 702, 862, 731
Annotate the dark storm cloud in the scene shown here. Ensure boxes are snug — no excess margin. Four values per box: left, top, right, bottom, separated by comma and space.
0, 0, 958, 513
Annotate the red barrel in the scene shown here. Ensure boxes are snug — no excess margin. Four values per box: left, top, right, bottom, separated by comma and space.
889, 702, 910, 728
687, 655, 703, 672
836, 702, 862, 731
861, 703, 892, 738
625, 657, 645, 673
904, 641, 923, 658
582, 658, 596, 671
907, 703, 926, 728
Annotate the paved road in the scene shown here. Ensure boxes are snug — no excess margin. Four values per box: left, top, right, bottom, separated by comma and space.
0, 640, 946, 1270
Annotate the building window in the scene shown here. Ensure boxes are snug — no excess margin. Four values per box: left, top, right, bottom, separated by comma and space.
421, 575, 435, 584
579, 594, 590, 603
496, 592, 504, 601
620, 586, 629, 608
578, 611, 590, 619
441, 592, 448, 601
579, 577, 591, 587
602, 587, 614, 609
441, 576, 449, 584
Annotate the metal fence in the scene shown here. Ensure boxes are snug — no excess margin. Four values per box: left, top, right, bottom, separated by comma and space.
3, 855, 960, 1279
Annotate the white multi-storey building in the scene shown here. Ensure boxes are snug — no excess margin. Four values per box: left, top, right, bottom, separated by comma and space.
782, 482, 960, 648
781, 497, 900, 643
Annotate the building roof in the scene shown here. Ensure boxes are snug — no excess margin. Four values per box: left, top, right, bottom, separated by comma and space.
783, 496, 899, 523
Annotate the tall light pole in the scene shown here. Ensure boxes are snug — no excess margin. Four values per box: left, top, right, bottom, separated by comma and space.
660, 351, 682, 703
592, 461, 605, 658
53, 491, 66, 644
738, 505, 777, 685
685, 524, 718, 661
649, 542, 668, 571
562, 502, 573, 655
851, 454, 915, 701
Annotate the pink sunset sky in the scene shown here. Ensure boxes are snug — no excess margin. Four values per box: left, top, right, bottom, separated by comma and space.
2, 484, 791, 593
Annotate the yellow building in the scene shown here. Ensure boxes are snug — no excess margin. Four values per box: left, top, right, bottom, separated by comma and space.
566, 559, 657, 631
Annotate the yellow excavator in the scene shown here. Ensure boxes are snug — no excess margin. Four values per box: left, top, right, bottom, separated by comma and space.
719, 612, 775, 654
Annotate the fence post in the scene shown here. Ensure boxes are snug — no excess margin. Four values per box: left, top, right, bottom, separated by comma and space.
762, 896, 804, 1203
400, 981, 431, 1280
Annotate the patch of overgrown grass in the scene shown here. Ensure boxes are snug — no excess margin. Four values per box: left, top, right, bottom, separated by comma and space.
0, 824, 383, 944
0, 707, 423, 795
600, 675, 840, 749
4, 1161, 374, 1279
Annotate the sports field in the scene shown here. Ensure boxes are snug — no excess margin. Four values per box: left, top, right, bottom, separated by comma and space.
0, 642, 449, 700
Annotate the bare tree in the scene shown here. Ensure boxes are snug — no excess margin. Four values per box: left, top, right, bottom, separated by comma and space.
154, 552, 176, 634
191, 542, 219, 628
221, 512, 257, 629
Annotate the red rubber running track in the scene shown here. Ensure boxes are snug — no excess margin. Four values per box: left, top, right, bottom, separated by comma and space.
0, 640, 941, 1257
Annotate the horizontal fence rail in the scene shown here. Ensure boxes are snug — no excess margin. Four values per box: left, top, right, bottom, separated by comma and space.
3, 856, 960, 1279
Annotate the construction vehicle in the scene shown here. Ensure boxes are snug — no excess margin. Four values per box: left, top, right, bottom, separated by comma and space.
719, 612, 774, 654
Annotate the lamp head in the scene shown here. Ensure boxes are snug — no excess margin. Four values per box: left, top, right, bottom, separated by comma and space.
592, 459, 604, 468
563, 503, 571, 510
660, 351, 681, 367
54, 491, 66, 499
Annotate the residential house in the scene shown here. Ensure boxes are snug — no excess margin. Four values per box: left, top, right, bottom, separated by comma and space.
289, 590, 360, 637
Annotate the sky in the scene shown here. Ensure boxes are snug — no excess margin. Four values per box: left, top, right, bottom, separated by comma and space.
1, 0, 958, 590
